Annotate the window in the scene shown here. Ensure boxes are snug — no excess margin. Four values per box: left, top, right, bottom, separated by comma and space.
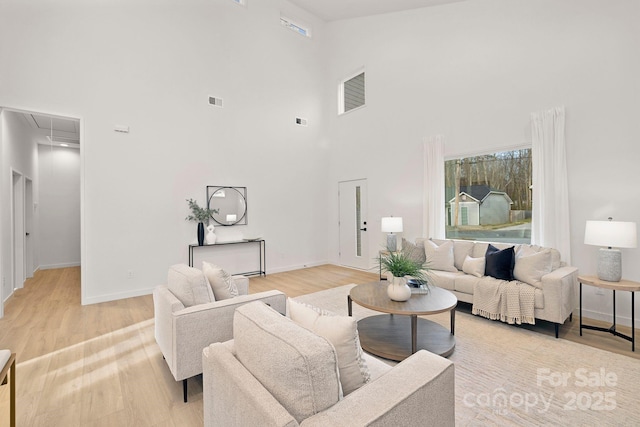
280, 16, 311, 37
339, 71, 365, 114
355, 185, 362, 257
444, 148, 532, 244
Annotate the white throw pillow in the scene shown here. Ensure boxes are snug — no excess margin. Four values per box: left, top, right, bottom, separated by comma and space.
167, 264, 215, 307
513, 246, 552, 289
453, 240, 475, 271
234, 301, 341, 423
462, 255, 485, 278
288, 299, 370, 396
202, 261, 239, 300
424, 239, 458, 272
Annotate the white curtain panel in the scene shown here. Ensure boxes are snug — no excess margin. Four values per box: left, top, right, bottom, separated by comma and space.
531, 106, 571, 264
423, 135, 445, 239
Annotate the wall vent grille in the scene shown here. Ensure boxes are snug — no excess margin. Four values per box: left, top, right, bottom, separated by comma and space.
209, 97, 223, 107
280, 16, 311, 37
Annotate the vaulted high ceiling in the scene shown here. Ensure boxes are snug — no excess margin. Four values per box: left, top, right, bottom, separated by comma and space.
287, 0, 465, 21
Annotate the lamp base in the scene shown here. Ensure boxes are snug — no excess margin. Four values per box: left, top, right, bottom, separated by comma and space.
597, 248, 621, 282
386, 234, 398, 252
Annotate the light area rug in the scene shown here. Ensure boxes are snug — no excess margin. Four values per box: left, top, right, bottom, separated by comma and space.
294, 284, 640, 426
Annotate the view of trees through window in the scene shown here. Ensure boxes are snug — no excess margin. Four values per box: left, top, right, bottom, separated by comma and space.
444, 148, 532, 244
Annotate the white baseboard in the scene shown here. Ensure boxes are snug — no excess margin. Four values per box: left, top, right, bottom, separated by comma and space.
266, 260, 328, 275
329, 262, 377, 273
39, 262, 81, 270
580, 308, 637, 329
82, 286, 155, 306
3, 289, 14, 304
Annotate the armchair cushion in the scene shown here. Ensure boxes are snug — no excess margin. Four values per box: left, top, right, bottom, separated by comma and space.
167, 264, 214, 307
234, 301, 341, 423
288, 299, 370, 395
202, 261, 239, 300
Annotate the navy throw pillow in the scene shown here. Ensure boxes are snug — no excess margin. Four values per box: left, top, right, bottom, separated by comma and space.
484, 244, 515, 281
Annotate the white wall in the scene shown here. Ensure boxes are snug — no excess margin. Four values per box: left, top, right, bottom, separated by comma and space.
2, 0, 639, 329
0, 0, 329, 304
38, 145, 80, 269
0, 110, 39, 302
324, 0, 640, 325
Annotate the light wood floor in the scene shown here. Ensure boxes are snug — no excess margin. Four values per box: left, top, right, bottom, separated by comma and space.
0, 265, 638, 426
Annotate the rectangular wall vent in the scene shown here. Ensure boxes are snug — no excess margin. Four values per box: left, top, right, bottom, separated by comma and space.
280, 16, 311, 37
209, 96, 223, 107
295, 117, 308, 126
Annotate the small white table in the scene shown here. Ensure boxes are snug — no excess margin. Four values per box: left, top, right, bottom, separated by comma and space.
578, 275, 640, 352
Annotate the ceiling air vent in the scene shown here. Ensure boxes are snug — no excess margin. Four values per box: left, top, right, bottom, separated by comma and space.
209, 96, 223, 107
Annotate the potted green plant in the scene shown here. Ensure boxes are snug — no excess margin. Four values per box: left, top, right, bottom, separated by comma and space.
185, 198, 218, 246
377, 250, 429, 301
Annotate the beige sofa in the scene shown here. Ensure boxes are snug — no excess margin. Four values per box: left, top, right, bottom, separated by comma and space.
411, 238, 577, 337
153, 264, 287, 402
202, 301, 455, 426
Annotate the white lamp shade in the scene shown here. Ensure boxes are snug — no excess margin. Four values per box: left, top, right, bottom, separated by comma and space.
584, 220, 637, 249
381, 217, 403, 233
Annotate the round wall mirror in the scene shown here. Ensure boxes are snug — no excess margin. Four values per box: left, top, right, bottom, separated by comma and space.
207, 186, 247, 226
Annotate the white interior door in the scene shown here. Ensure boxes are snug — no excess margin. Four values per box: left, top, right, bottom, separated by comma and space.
12, 170, 25, 291
338, 179, 369, 270
25, 177, 34, 278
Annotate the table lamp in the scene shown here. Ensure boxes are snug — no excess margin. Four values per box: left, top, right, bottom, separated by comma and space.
584, 218, 637, 282
381, 217, 403, 252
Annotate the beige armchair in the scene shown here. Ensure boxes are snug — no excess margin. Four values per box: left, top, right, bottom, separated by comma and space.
203, 301, 455, 426
153, 264, 287, 402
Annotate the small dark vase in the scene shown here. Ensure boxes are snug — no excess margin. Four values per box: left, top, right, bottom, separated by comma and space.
197, 222, 205, 246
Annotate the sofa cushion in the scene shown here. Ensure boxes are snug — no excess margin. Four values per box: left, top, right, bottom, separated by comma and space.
402, 238, 426, 265
454, 273, 483, 294
424, 240, 457, 272
288, 299, 370, 395
462, 255, 485, 278
534, 288, 544, 309
484, 244, 515, 281
425, 270, 462, 291
513, 246, 553, 289
452, 240, 475, 270
233, 301, 341, 423
472, 242, 514, 258
167, 264, 214, 307
202, 261, 239, 300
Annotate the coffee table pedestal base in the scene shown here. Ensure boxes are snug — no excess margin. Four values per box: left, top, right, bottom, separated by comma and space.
357, 314, 455, 361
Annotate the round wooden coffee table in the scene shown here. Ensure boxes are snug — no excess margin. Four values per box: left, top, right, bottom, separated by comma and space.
348, 281, 456, 361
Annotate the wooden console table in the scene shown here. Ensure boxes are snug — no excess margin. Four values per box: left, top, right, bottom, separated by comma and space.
578, 275, 640, 352
188, 239, 266, 276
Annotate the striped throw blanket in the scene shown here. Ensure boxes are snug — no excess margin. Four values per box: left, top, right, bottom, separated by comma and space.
472, 277, 536, 325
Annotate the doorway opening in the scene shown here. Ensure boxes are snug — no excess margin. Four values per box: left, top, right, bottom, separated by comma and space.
1, 107, 82, 317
